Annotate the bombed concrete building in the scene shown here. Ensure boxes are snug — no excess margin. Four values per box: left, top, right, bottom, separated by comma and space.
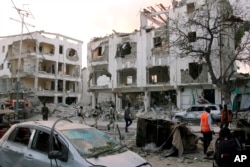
0, 31, 82, 104
87, 0, 235, 111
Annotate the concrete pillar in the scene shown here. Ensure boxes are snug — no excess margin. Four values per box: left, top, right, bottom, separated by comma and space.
63, 80, 66, 103
92, 92, 97, 108
176, 89, 181, 109
54, 95, 58, 104
144, 90, 150, 112
34, 40, 39, 90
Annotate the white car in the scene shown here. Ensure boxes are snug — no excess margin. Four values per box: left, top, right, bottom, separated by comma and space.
0, 119, 151, 167
173, 104, 221, 123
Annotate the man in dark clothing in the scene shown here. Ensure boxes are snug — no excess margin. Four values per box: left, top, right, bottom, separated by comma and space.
220, 104, 232, 128
214, 127, 241, 167
124, 103, 132, 133
41, 102, 49, 121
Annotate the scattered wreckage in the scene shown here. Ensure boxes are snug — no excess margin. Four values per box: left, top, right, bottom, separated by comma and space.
136, 110, 199, 158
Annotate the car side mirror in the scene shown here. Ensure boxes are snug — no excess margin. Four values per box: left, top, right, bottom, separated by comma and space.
48, 150, 68, 162
48, 150, 62, 159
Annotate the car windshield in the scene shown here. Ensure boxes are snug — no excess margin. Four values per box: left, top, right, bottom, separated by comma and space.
61, 128, 125, 158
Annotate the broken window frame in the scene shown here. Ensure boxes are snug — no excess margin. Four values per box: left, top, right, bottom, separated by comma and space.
153, 37, 162, 48
188, 32, 196, 42
148, 66, 170, 84
189, 62, 203, 80
117, 68, 136, 86
115, 42, 132, 58
187, 3, 195, 14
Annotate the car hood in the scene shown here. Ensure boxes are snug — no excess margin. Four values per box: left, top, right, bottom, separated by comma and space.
175, 111, 200, 119
174, 111, 186, 116
87, 150, 150, 167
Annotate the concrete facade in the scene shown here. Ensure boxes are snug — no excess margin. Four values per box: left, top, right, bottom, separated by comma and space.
0, 31, 83, 104
87, 0, 237, 111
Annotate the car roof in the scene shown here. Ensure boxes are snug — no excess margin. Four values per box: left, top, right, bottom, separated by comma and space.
15, 120, 91, 131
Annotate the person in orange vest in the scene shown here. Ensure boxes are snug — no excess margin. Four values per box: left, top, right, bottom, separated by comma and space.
200, 107, 215, 155
220, 104, 232, 128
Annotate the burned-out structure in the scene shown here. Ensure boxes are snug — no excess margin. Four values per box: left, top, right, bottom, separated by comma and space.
87, 0, 236, 111
0, 31, 82, 104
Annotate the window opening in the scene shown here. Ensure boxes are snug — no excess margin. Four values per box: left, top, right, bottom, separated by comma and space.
188, 32, 196, 42
8, 127, 32, 146
187, 3, 195, 14
59, 45, 63, 54
154, 37, 162, 48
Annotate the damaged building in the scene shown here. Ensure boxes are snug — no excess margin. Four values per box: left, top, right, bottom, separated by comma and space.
87, 0, 235, 111
0, 31, 82, 104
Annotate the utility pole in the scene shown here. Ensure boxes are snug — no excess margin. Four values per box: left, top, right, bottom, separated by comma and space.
10, 4, 34, 119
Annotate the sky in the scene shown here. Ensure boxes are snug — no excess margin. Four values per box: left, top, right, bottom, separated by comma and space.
0, 0, 170, 67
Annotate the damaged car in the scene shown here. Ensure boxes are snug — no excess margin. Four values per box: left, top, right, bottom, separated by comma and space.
0, 119, 151, 167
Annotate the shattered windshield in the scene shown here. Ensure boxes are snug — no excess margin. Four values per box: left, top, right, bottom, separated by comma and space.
61, 128, 126, 158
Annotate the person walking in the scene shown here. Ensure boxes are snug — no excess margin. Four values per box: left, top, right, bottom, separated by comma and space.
41, 102, 49, 121
200, 107, 215, 156
124, 103, 132, 133
107, 104, 115, 130
220, 104, 232, 128
78, 106, 86, 124
92, 105, 100, 128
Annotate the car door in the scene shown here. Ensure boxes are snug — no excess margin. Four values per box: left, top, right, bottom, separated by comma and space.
186, 107, 198, 120
23, 129, 68, 167
0, 127, 33, 167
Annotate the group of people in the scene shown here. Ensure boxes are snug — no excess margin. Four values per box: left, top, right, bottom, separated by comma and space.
200, 104, 245, 167
106, 102, 133, 132
76, 102, 133, 133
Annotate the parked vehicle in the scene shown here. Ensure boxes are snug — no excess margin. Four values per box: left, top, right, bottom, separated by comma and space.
4, 92, 33, 119
172, 104, 221, 123
0, 119, 151, 167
